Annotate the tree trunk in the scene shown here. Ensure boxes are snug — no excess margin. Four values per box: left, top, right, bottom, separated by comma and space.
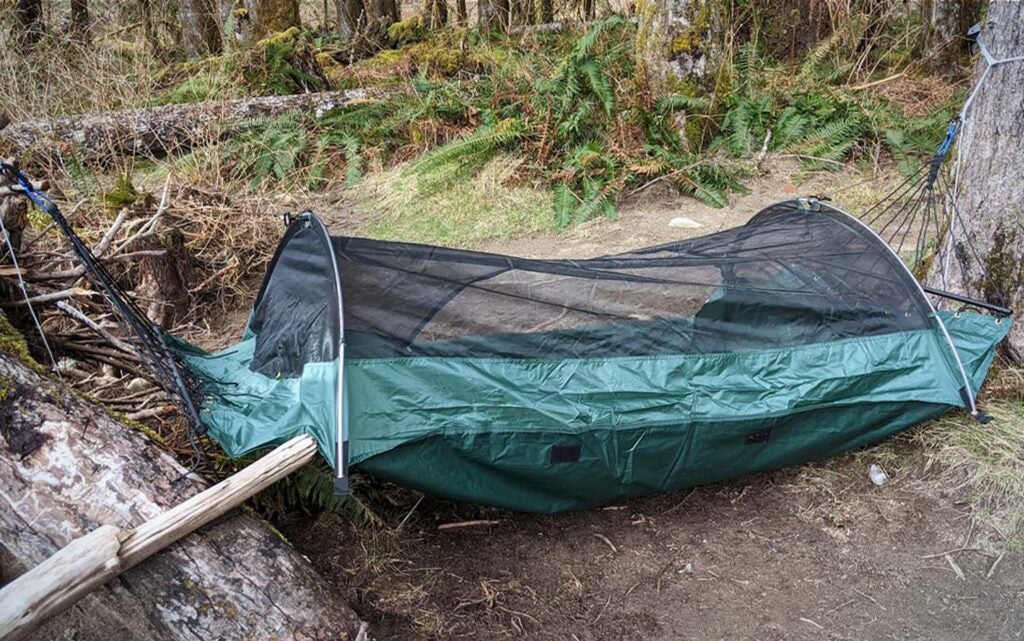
479, 0, 495, 29
422, 0, 448, 29
140, 0, 159, 53
927, 2, 1024, 362
582, 0, 594, 22
69, 0, 90, 42
337, 0, 365, 43
919, 0, 981, 72
0, 348, 365, 640
14, 0, 45, 50
180, 0, 223, 56
1, 88, 377, 162
252, 0, 301, 36
494, 0, 510, 31
635, 0, 722, 95
536, 0, 552, 25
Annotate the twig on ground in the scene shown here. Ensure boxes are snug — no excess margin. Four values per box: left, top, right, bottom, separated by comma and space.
824, 599, 856, 616
945, 554, 966, 581
853, 588, 887, 611
437, 520, 500, 531
395, 495, 424, 533
4, 287, 96, 306
847, 72, 905, 91
986, 552, 1005, 579
665, 488, 696, 514
56, 301, 133, 352
592, 533, 617, 554
799, 617, 824, 630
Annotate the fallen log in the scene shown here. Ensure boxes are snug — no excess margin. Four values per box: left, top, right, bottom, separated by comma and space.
0, 348, 364, 640
1, 88, 379, 161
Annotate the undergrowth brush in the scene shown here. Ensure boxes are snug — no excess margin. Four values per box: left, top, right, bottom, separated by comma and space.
165, 16, 962, 236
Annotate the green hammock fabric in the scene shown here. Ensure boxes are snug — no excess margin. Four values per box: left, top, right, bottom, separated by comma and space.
179, 310, 1007, 512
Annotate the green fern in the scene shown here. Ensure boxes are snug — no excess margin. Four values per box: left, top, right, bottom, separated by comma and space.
553, 182, 578, 229
411, 117, 528, 175
795, 16, 866, 87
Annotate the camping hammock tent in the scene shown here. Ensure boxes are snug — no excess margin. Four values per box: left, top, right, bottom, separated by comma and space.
3, 180, 1012, 513
2, 29, 1015, 513
171, 198, 1007, 512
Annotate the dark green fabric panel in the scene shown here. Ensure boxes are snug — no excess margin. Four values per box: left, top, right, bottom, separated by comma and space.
347, 327, 963, 464
181, 309, 1008, 513
941, 311, 1009, 390
356, 402, 948, 512
347, 312, 1008, 512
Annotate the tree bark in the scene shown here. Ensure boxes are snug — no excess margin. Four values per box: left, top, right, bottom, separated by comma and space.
1, 88, 376, 162
479, 0, 496, 29
919, 0, 981, 72
252, 0, 301, 36
635, 0, 722, 95
337, 0, 366, 44
422, 0, 448, 29
0, 349, 365, 640
478, 0, 508, 31
582, 0, 595, 22
180, 0, 223, 56
14, 0, 45, 50
140, 0, 159, 52
536, 0, 552, 25
69, 0, 91, 42
926, 2, 1024, 362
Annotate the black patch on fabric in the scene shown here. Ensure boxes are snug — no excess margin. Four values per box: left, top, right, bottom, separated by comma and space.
745, 429, 772, 445
550, 444, 581, 463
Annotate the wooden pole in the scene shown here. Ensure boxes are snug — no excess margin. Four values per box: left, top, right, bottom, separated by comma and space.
0, 434, 318, 641
0, 526, 122, 641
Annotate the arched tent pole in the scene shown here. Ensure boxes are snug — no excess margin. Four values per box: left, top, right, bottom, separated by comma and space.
302, 212, 350, 495
801, 198, 986, 422
239, 211, 349, 493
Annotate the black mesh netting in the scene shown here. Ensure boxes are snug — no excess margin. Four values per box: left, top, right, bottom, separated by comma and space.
250, 200, 934, 377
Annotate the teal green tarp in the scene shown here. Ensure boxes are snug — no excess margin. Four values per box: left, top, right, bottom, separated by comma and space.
181, 310, 1008, 512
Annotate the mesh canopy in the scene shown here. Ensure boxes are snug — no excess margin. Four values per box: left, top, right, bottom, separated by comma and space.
250, 200, 933, 374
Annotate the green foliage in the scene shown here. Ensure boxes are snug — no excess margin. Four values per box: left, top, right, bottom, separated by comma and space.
207, 17, 958, 231
160, 72, 236, 105
224, 114, 311, 187
241, 28, 331, 95
101, 173, 139, 210
387, 16, 427, 46
719, 40, 955, 172
372, 17, 738, 228
251, 460, 396, 528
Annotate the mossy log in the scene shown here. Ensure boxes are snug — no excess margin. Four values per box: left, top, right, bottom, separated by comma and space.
0, 349, 364, 640
0, 88, 377, 162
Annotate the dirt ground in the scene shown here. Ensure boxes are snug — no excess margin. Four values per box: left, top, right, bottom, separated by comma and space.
282, 446, 1023, 640
474, 161, 894, 259
275, 161, 1023, 641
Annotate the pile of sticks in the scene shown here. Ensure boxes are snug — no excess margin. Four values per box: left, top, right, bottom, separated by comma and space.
0, 162, 185, 440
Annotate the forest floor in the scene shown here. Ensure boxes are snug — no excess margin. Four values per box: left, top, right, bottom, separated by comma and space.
268, 160, 1024, 641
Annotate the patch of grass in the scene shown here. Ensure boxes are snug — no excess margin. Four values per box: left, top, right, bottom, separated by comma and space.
356, 153, 554, 246
913, 400, 1024, 541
